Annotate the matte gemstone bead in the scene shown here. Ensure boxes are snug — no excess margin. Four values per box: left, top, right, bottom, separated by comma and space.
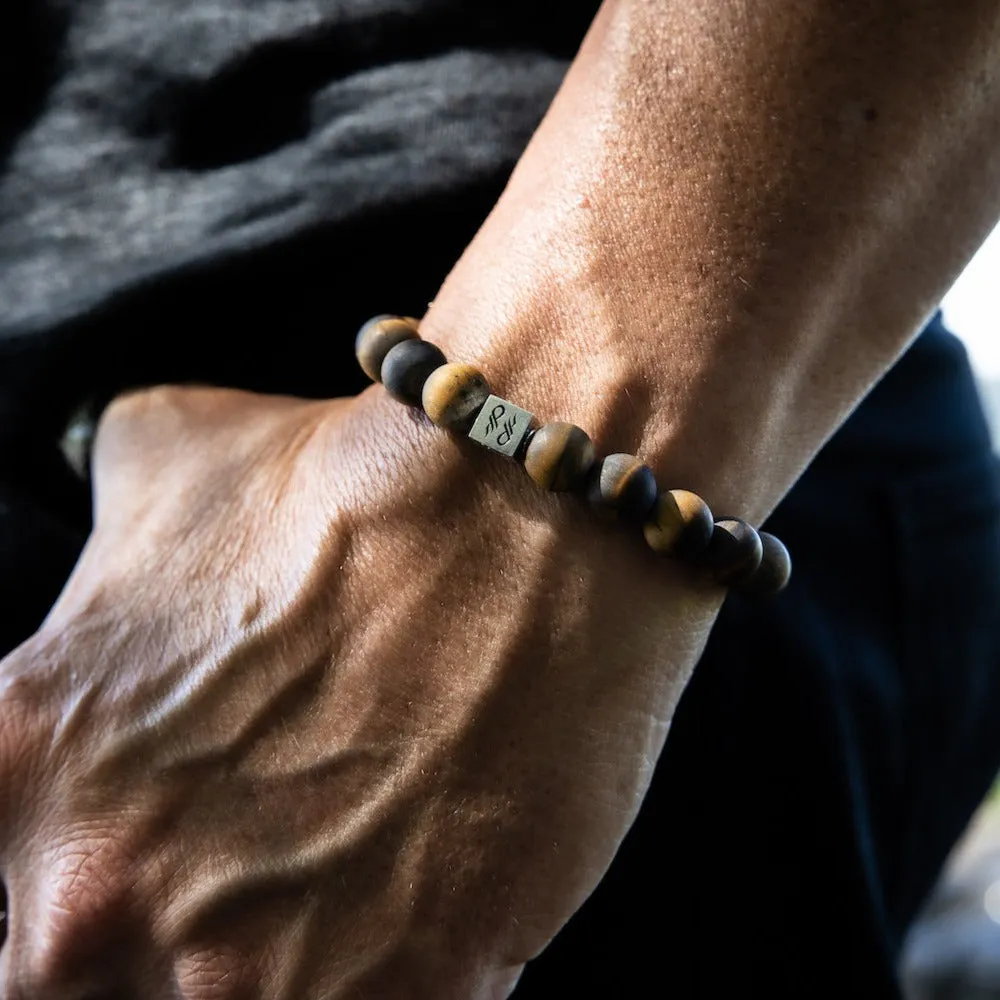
700, 517, 764, 585
421, 363, 491, 431
737, 531, 792, 597
381, 340, 447, 406
355, 315, 420, 382
523, 422, 595, 492
588, 453, 658, 521
643, 489, 714, 558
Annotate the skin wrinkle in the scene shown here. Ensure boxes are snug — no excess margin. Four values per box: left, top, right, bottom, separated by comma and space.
173, 943, 250, 1000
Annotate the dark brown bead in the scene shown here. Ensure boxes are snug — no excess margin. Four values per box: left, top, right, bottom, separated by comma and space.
381, 340, 447, 406
523, 422, 595, 492
355, 316, 420, 382
643, 490, 714, 558
737, 531, 792, 597
588, 453, 658, 522
700, 517, 764, 585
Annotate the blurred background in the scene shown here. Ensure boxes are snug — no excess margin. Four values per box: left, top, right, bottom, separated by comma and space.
943, 223, 1000, 435
901, 220, 1000, 1000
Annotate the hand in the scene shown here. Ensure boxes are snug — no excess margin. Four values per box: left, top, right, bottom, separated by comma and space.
7, 0, 990, 987
0, 380, 720, 998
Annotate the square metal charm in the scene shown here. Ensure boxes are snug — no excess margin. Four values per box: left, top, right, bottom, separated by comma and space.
468, 394, 534, 459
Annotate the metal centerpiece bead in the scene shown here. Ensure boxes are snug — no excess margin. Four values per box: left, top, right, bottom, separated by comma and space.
468, 395, 535, 459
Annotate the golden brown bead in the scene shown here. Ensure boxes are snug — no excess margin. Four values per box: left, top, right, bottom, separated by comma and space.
355, 315, 420, 382
700, 517, 764, 585
421, 363, 491, 431
643, 489, 714, 558
588, 454, 659, 522
523, 422, 595, 492
737, 531, 792, 597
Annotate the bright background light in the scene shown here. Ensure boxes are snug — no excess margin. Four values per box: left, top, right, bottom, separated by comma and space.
943, 221, 1000, 381
985, 879, 1000, 925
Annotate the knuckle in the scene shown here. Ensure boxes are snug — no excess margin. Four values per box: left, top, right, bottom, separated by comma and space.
92, 385, 268, 491
90, 385, 210, 521
100, 383, 188, 427
18, 835, 136, 987
98, 384, 256, 441
175, 944, 257, 1000
93, 385, 190, 465
49, 836, 130, 918
0, 669, 55, 817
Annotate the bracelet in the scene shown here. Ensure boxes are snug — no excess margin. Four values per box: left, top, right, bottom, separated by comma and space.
356, 315, 791, 598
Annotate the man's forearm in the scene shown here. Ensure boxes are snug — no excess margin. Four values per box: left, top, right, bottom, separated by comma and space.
424, 0, 1000, 521
4, 4, 1000, 996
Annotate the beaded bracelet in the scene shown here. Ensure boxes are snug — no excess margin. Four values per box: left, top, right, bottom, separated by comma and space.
356, 315, 791, 598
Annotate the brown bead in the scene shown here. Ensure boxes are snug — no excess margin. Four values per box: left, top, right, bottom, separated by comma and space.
700, 517, 764, 585
355, 315, 420, 382
588, 454, 658, 522
643, 490, 713, 558
381, 339, 447, 406
421, 363, 491, 431
737, 531, 792, 598
523, 422, 595, 492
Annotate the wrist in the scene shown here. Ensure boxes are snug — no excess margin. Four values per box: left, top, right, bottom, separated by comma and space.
418, 255, 789, 527
412, 106, 801, 526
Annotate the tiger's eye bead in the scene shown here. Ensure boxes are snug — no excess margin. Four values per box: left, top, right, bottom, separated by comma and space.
523, 422, 595, 492
643, 489, 714, 558
700, 517, 764, 585
737, 531, 792, 598
421, 363, 491, 431
381, 340, 447, 406
355, 315, 420, 382
588, 454, 658, 522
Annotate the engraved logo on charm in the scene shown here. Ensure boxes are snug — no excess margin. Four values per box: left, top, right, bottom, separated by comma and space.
484, 403, 507, 436
469, 395, 534, 459
497, 416, 517, 447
